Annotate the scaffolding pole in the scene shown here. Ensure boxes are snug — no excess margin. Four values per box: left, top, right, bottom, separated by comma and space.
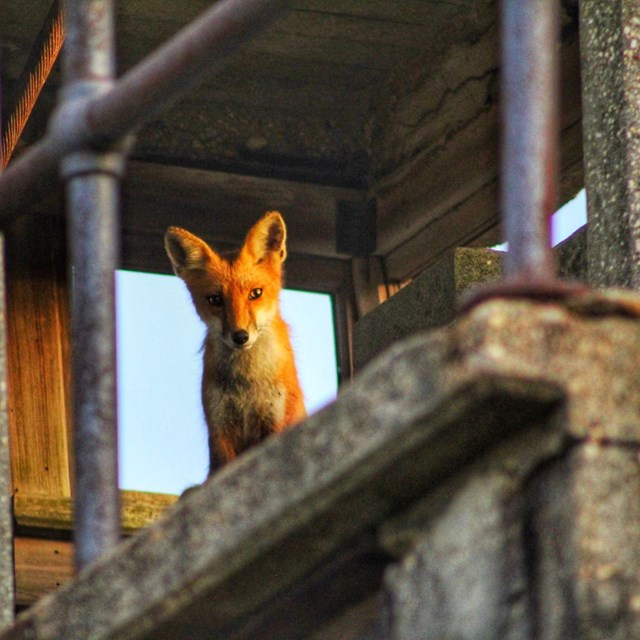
463, 0, 586, 311
500, 0, 559, 282
0, 238, 14, 628
62, 0, 122, 572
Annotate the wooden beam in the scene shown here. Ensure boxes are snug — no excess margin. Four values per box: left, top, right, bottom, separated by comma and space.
13, 491, 178, 606
13, 491, 177, 535
14, 538, 73, 607
373, 30, 583, 282
121, 160, 363, 263
5, 214, 72, 499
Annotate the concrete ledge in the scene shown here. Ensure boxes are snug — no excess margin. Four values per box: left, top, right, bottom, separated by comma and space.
1, 315, 562, 639
354, 247, 502, 369
5, 292, 639, 639
354, 230, 587, 370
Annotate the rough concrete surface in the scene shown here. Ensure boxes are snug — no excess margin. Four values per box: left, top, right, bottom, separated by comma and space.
354, 247, 503, 369
379, 426, 566, 640
354, 233, 587, 370
580, 0, 640, 288
376, 290, 640, 640
3, 292, 640, 639
0, 299, 564, 640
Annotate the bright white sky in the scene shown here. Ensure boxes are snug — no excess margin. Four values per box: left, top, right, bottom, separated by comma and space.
116, 278, 337, 494
116, 188, 587, 495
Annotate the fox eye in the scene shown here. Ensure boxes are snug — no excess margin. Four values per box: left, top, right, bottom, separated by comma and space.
249, 288, 263, 300
207, 294, 223, 307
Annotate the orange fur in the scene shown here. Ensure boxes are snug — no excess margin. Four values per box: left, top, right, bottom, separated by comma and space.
165, 212, 306, 472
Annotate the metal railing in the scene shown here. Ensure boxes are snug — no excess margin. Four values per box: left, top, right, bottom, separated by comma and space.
0, 0, 568, 599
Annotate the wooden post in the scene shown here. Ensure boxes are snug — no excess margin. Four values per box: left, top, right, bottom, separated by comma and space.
6, 213, 72, 500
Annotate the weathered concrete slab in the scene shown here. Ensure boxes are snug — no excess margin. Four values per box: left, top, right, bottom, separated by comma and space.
376, 291, 640, 640
354, 229, 590, 370
526, 443, 640, 639
378, 426, 565, 640
382, 474, 529, 640
580, 1, 640, 288
353, 247, 502, 369
0, 310, 562, 639
4, 292, 640, 639
556, 225, 587, 282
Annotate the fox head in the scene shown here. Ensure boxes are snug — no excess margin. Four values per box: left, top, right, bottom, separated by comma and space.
165, 212, 287, 351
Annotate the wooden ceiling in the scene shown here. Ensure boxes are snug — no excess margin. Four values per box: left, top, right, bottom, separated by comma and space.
1, 0, 582, 285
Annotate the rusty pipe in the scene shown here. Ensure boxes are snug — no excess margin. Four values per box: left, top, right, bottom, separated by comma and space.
62, 0, 122, 572
500, 0, 559, 281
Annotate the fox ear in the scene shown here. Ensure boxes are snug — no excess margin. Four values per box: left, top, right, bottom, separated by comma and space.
242, 211, 287, 264
164, 227, 213, 275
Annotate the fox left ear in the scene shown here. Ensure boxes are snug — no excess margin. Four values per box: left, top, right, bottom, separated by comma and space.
164, 226, 215, 276
243, 211, 287, 264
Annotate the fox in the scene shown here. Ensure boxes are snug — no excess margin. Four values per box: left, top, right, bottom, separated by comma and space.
164, 211, 306, 473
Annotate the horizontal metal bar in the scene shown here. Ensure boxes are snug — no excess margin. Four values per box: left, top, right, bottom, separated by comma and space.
0, 0, 290, 223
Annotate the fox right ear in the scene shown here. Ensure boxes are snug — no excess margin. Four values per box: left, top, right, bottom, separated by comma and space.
164, 227, 211, 275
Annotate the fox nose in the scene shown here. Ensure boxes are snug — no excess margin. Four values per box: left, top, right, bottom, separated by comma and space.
232, 330, 249, 346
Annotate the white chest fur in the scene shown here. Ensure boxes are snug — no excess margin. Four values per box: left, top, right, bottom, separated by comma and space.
202, 333, 287, 440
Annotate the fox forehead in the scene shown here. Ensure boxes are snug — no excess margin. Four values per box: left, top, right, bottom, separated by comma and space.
191, 258, 279, 294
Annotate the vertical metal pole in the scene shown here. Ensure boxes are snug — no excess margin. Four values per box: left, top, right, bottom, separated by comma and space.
0, 239, 15, 630
501, 0, 559, 282
0, 48, 16, 628
61, 0, 122, 571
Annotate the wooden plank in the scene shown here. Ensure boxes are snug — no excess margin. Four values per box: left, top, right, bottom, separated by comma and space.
115, 1, 452, 71
5, 214, 72, 499
14, 490, 178, 605
289, 0, 467, 24
121, 228, 351, 290
14, 491, 177, 535
14, 538, 73, 606
122, 161, 362, 260
383, 119, 584, 281
375, 32, 583, 281
376, 103, 500, 272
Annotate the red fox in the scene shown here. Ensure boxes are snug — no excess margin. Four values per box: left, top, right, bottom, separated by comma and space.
164, 212, 306, 472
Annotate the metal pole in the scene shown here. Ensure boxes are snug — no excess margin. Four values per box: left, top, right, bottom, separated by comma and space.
62, 0, 122, 572
501, 0, 559, 282
0, 236, 14, 630
0, 47, 16, 627
0, 0, 291, 223
461, 0, 586, 311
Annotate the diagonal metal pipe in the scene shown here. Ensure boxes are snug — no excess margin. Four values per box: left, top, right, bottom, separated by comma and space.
0, 0, 291, 223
